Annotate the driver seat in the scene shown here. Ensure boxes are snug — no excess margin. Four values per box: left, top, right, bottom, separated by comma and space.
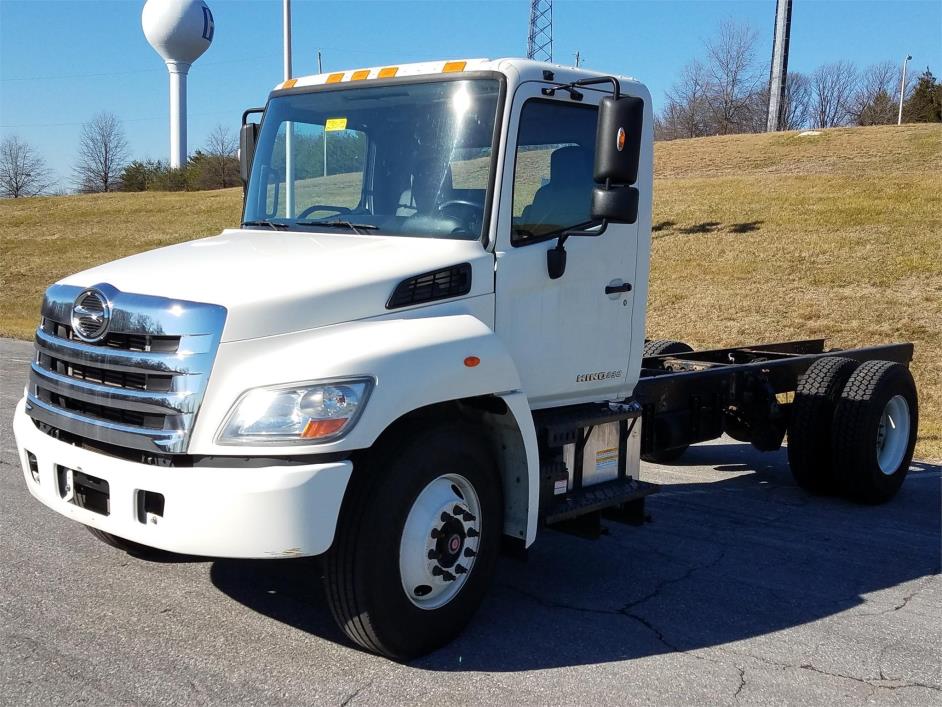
397, 163, 454, 217
521, 146, 593, 231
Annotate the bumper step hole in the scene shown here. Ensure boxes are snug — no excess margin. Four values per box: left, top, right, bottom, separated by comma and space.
26, 451, 39, 483
136, 490, 165, 524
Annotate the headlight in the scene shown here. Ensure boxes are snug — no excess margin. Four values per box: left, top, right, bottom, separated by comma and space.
217, 378, 373, 445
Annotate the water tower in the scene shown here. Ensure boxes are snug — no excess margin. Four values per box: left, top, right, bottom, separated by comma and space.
142, 0, 215, 168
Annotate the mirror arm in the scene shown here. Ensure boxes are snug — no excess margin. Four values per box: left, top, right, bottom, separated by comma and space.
242, 107, 265, 126
572, 76, 621, 100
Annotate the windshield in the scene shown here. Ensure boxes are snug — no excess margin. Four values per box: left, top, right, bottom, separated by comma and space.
243, 78, 501, 241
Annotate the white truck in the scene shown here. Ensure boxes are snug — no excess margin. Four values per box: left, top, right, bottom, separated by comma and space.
14, 58, 919, 660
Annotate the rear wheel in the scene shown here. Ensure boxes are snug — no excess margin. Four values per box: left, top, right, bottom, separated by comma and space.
641, 340, 694, 463
787, 357, 860, 494
832, 361, 918, 504
323, 422, 502, 659
643, 339, 694, 358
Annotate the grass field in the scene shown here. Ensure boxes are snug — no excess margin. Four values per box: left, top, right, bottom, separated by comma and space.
1, 123, 939, 458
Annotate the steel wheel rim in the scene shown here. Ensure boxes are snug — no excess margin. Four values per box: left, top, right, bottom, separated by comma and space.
876, 395, 910, 475
399, 473, 481, 610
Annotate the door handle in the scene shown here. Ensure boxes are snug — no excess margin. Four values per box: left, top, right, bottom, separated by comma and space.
605, 281, 633, 295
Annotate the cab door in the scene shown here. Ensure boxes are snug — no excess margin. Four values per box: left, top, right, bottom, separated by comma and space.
493, 82, 639, 408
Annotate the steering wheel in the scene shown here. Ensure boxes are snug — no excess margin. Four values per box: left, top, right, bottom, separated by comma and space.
296, 204, 351, 220
436, 200, 484, 229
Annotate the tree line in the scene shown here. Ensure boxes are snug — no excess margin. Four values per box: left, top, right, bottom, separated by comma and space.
656, 20, 941, 141
0, 114, 241, 198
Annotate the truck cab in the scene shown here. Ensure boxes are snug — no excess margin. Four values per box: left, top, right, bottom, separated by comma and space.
14, 58, 918, 660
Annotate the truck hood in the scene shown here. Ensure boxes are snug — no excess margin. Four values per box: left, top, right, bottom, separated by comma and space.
59, 228, 493, 341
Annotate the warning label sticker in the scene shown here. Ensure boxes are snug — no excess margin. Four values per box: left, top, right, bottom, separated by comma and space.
596, 447, 618, 475
325, 117, 348, 132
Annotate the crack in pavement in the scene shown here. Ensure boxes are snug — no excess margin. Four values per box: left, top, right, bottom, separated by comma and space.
338, 682, 370, 706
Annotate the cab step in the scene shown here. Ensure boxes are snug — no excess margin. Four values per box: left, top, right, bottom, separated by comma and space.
544, 476, 658, 525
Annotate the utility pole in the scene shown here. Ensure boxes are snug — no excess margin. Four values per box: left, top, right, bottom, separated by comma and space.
527, 0, 552, 62
898, 54, 912, 125
574, 51, 581, 68
318, 49, 327, 177
283, 0, 294, 217
766, 0, 793, 132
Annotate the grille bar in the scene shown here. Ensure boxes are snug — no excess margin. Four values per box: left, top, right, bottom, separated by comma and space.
30, 363, 195, 415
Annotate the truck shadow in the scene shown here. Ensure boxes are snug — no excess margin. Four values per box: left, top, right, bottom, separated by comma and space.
209, 444, 941, 671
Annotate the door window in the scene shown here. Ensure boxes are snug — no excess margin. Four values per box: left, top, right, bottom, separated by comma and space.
511, 100, 598, 244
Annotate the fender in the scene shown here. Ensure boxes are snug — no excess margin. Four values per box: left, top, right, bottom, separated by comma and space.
190, 313, 542, 545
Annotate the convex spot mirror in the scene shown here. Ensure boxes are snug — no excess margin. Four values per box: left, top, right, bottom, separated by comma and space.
590, 94, 644, 224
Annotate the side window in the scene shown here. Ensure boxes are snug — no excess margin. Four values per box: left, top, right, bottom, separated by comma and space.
511, 100, 598, 244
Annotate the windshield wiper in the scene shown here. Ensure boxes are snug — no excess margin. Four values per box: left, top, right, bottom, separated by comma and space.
296, 219, 379, 235
242, 219, 290, 230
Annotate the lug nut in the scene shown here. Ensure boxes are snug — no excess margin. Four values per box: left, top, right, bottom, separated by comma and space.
466, 527, 479, 538
440, 511, 455, 524
463, 547, 476, 558
430, 528, 440, 539
432, 566, 456, 581
428, 549, 440, 560
455, 564, 468, 574
462, 511, 477, 522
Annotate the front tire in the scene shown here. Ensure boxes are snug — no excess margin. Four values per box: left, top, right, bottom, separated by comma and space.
85, 527, 169, 558
323, 422, 502, 659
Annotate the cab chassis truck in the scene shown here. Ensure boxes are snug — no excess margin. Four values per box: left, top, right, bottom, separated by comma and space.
14, 58, 919, 660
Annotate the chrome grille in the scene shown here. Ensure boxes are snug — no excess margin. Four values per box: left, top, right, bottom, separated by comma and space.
26, 283, 227, 454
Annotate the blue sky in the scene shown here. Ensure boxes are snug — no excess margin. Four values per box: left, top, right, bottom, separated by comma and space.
2, 0, 940, 190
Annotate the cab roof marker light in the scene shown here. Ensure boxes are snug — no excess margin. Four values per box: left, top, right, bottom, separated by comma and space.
378, 66, 398, 78
443, 61, 467, 73
351, 69, 370, 81
326, 72, 344, 83
282, 78, 297, 89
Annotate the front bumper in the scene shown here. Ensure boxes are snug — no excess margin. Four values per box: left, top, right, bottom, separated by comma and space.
13, 398, 353, 558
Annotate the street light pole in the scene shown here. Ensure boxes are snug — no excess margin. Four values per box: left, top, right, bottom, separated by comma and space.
898, 54, 912, 125
283, 0, 295, 217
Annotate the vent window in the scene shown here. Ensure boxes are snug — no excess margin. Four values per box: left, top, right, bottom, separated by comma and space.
387, 263, 472, 309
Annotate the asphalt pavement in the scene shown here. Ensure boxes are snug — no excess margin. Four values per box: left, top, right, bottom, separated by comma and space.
1, 336, 940, 705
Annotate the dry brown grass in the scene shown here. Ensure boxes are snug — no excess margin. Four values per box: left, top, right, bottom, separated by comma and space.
1, 123, 939, 457
650, 124, 942, 460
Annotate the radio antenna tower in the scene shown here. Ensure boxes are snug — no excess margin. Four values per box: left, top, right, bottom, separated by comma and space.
527, 0, 553, 62
766, 0, 793, 132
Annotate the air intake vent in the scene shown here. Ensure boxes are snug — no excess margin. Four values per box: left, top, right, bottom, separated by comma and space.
387, 263, 472, 309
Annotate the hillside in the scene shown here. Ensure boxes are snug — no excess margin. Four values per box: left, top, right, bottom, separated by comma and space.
1, 123, 939, 458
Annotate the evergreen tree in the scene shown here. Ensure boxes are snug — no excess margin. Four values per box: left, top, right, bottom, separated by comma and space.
902, 68, 942, 123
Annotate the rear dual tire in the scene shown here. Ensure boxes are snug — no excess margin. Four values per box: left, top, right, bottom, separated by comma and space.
787, 358, 917, 503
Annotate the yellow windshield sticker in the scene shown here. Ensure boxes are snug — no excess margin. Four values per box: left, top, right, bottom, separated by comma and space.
325, 117, 347, 132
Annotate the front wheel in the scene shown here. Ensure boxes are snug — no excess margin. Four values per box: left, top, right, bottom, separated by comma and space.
323, 423, 502, 659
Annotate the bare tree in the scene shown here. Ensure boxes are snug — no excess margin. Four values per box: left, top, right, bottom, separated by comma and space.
659, 60, 712, 140
704, 20, 764, 134
73, 111, 129, 192
781, 72, 812, 130
0, 135, 53, 198
850, 61, 900, 125
199, 124, 240, 189
810, 62, 858, 128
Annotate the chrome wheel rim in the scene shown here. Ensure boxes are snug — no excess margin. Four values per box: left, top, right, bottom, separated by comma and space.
399, 473, 481, 610
876, 395, 910, 475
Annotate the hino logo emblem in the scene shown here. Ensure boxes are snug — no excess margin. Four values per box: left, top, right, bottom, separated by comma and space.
576, 370, 624, 383
71, 288, 112, 342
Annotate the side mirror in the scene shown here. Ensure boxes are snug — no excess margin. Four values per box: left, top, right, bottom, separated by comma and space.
590, 94, 644, 224
239, 122, 259, 186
